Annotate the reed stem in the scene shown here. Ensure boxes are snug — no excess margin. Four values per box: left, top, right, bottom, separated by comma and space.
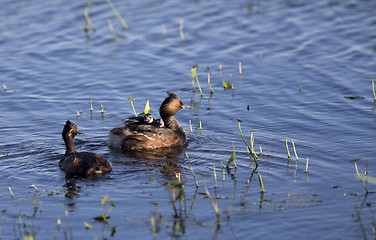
106, 0, 128, 30
185, 152, 198, 187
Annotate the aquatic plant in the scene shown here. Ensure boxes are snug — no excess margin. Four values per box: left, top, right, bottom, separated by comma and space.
84, 7, 96, 31
185, 152, 199, 187
207, 72, 214, 94
93, 195, 115, 223
239, 61, 242, 75
258, 172, 265, 193
128, 97, 137, 117
237, 120, 258, 166
140, 100, 150, 115
305, 157, 309, 173
291, 140, 299, 160
191, 64, 203, 96
222, 80, 232, 90
285, 136, 291, 159
179, 19, 185, 41
226, 142, 237, 169
106, 0, 128, 30
354, 159, 368, 193
203, 178, 221, 225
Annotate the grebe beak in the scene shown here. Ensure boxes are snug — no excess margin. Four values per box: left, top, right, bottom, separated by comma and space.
77, 132, 83, 135
182, 104, 193, 109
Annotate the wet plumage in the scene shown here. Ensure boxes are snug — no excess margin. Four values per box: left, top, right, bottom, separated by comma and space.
108, 92, 191, 150
59, 120, 112, 178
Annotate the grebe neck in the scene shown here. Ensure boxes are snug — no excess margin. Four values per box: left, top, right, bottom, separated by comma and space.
163, 116, 186, 137
63, 135, 77, 155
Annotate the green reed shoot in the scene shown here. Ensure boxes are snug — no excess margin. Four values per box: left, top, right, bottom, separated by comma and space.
208, 72, 214, 94
76, 110, 80, 118
250, 132, 259, 159
128, 97, 137, 117
285, 136, 290, 158
90, 99, 93, 112
259, 146, 263, 155
3, 84, 7, 91
354, 160, 368, 193
84, 7, 96, 31
222, 80, 232, 90
83, 222, 92, 229
191, 64, 203, 96
305, 157, 309, 173
56, 217, 61, 230
140, 100, 150, 115
291, 140, 299, 160
237, 120, 258, 166
257, 172, 265, 193
226, 142, 237, 169
365, 79, 376, 100
94, 195, 114, 223
185, 152, 198, 187
219, 64, 222, 72
65, 210, 73, 240
101, 104, 104, 114
179, 19, 185, 41
239, 61, 242, 75
106, 0, 128, 30
203, 178, 220, 224
9, 186, 13, 197
189, 120, 193, 132
199, 120, 202, 131
213, 165, 217, 189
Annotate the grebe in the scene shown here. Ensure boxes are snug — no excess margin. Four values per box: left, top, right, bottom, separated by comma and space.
60, 120, 112, 178
108, 92, 191, 150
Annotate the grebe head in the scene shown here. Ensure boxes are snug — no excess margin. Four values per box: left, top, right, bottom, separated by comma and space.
62, 120, 81, 139
154, 118, 165, 128
159, 92, 191, 118
143, 113, 154, 124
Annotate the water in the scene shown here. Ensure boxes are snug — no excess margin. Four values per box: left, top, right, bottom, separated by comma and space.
0, 0, 376, 239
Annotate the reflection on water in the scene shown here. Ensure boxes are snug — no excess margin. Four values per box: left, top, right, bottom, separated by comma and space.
110, 147, 184, 178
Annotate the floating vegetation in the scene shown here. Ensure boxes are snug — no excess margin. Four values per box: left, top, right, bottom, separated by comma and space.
93, 195, 114, 223
179, 19, 185, 41
185, 152, 198, 187
226, 142, 237, 169
191, 64, 203, 96
128, 97, 137, 117
222, 80, 232, 90
106, 0, 128, 30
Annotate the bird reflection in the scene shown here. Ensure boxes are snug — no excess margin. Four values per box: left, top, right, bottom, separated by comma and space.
110, 147, 184, 178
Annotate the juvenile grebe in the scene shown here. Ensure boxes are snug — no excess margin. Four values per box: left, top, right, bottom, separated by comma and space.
125, 113, 154, 125
60, 120, 112, 178
108, 92, 191, 150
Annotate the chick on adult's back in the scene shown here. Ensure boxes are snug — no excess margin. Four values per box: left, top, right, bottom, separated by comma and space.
108, 92, 191, 150
59, 120, 112, 178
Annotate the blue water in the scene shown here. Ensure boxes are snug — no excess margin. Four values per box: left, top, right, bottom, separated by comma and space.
0, 0, 376, 239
